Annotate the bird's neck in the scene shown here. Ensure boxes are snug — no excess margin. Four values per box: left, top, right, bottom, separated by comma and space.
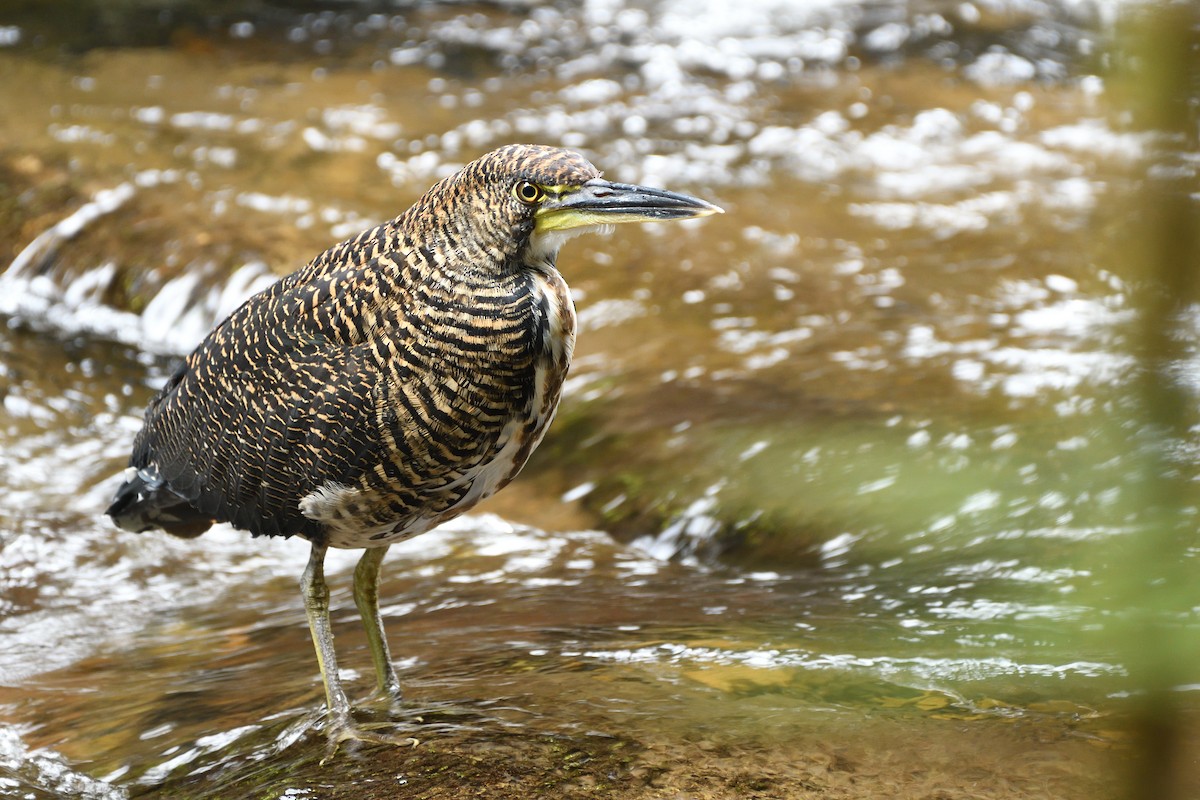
398, 191, 525, 279
530, 262, 576, 367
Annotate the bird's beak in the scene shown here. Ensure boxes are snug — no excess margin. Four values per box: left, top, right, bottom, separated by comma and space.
535, 178, 723, 232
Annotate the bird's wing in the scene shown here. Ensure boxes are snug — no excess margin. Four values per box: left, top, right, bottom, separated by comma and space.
132, 263, 398, 539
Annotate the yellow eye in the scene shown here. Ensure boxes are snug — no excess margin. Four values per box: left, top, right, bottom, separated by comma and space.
514, 181, 544, 205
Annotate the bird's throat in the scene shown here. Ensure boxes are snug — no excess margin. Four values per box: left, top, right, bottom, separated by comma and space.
525, 224, 612, 270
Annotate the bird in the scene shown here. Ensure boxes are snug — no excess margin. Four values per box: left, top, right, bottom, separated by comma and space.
106, 143, 721, 746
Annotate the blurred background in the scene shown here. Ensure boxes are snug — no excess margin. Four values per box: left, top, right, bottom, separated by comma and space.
0, 1, 1196, 798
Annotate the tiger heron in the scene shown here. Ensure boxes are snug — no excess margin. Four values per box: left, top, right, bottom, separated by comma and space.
107, 144, 722, 746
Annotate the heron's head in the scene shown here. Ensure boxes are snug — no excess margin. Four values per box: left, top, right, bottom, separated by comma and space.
413, 144, 722, 273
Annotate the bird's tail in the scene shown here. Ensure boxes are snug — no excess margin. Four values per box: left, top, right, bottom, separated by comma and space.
105, 465, 214, 539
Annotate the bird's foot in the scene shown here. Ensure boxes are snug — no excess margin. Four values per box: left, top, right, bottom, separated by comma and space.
320, 712, 419, 763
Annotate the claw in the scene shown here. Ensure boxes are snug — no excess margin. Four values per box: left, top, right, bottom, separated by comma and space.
320, 714, 419, 763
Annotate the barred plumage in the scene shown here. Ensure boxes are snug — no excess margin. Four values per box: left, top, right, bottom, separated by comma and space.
105, 143, 721, 746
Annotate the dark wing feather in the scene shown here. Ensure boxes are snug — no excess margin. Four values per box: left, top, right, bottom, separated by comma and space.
122, 257, 397, 541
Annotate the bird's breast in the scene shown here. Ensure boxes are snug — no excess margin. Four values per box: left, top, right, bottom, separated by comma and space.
424, 265, 576, 518
309, 265, 576, 549
492, 265, 577, 483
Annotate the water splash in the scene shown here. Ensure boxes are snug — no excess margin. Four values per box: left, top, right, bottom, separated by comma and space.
0, 172, 277, 357
0, 725, 127, 800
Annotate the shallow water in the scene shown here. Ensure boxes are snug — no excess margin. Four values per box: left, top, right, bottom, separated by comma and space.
1, 1, 1198, 797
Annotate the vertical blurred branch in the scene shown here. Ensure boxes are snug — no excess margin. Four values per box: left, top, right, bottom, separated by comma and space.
1112, 3, 1199, 800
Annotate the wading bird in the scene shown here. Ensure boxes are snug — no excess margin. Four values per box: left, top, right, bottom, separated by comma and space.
107, 144, 721, 746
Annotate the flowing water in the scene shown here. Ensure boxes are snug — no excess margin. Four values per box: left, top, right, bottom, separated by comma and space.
1, 1, 1198, 798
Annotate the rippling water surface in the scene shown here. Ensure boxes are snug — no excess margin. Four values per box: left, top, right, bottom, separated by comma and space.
1, 1, 1197, 797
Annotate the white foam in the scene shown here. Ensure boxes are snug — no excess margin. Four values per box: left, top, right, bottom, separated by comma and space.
0, 726, 127, 800
633, 485, 724, 561
576, 297, 647, 331
169, 110, 237, 132
965, 50, 1038, 86
1, 190, 278, 356
6, 183, 136, 279
576, 642, 1123, 681
1040, 119, 1148, 160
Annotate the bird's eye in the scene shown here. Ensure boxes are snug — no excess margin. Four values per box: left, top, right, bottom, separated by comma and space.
514, 181, 545, 205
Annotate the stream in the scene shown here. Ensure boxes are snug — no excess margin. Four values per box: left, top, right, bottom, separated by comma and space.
1, 1, 1197, 798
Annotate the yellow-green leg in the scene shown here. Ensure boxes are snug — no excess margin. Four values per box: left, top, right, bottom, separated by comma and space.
301, 541, 416, 753
301, 541, 352, 722
354, 545, 403, 702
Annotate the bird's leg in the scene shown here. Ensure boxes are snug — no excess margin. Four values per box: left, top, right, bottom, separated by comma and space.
301, 542, 352, 724
301, 541, 417, 755
353, 545, 403, 703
